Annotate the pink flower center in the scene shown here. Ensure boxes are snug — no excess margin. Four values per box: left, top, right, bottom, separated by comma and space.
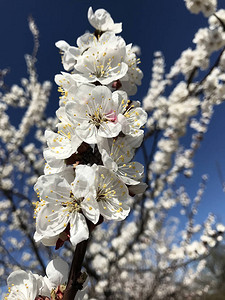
105, 110, 117, 122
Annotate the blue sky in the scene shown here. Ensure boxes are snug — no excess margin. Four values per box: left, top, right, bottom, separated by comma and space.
1, 0, 225, 224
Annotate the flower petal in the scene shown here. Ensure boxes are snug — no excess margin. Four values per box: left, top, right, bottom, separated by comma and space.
70, 213, 89, 246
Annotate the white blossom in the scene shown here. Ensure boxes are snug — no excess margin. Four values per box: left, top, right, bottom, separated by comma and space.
184, 0, 217, 17
65, 85, 147, 143
34, 166, 98, 247
97, 135, 144, 185
55, 40, 80, 71
72, 32, 128, 85
88, 7, 122, 33
5, 258, 88, 299
5, 270, 41, 300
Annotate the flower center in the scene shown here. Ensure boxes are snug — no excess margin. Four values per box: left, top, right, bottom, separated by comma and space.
50, 284, 66, 300
96, 185, 116, 203
89, 109, 109, 128
91, 53, 115, 79
62, 193, 84, 213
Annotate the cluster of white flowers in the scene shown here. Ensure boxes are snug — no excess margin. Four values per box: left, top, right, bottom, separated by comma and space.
184, 0, 217, 17
4, 258, 88, 300
5, 7, 147, 299
0, 16, 61, 293
55, 8, 142, 96
0, 64, 51, 152
3, 2, 225, 299
32, 7, 147, 252
83, 184, 225, 299
143, 7, 225, 198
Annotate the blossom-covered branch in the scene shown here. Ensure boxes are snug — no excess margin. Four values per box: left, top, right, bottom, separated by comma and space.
2, 1, 225, 299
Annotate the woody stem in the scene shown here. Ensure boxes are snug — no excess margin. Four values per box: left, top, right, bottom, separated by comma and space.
62, 239, 88, 300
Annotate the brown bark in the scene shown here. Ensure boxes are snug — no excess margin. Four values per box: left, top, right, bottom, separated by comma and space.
62, 239, 88, 300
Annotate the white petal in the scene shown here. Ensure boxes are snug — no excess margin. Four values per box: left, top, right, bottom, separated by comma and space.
55, 40, 70, 51
88, 7, 122, 33
95, 166, 130, 220
34, 172, 73, 202
98, 121, 121, 138
7, 270, 38, 300
35, 203, 70, 238
100, 148, 117, 171
118, 162, 144, 185
46, 258, 69, 287
43, 149, 67, 175
128, 182, 148, 195
34, 231, 59, 246
70, 213, 89, 246
81, 192, 100, 224
118, 113, 130, 134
